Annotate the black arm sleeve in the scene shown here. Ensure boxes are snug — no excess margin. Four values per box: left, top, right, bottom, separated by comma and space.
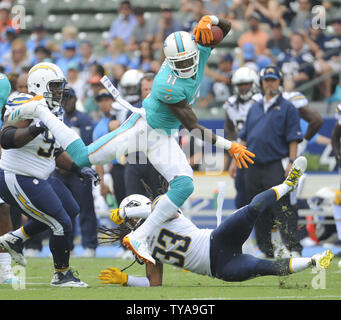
0, 126, 17, 149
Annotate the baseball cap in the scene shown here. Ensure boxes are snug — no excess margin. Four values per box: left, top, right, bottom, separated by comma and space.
242, 43, 255, 60
62, 40, 78, 51
260, 65, 281, 80
222, 53, 233, 62
96, 89, 112, 101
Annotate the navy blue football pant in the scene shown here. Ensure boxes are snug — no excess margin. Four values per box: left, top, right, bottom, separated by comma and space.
0, 169, 79, 270
53, 170, 98, 250
210, 189, 292, 282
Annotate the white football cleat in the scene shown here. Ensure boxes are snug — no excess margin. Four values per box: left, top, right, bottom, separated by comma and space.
0, 233, 26, 267
311, 249, 334, 269
0, 265, 21, 284
7, 100, 47, 124
123, 231, 155, 265
284, 156, 307, 191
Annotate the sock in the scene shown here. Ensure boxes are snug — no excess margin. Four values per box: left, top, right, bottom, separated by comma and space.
289, 257, 312, 273
39, 108, 80, 150
271, 183, 291, 200
0, 252, 11, 269
12, 226, 30, 242
133, 195, 178, 238
49, 234, 70, 271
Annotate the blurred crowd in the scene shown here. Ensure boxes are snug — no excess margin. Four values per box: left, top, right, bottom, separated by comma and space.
0, 0, 340, 116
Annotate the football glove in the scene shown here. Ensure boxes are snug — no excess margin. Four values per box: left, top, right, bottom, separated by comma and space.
228, 142, 255, 169
99, 267, 128, 286
110, 208, 124, 225
78, 167, 101, 186
334, 190, 341, 205
193, 15, 214, 45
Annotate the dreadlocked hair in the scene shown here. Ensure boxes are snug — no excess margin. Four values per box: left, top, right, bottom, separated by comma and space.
97, 224, 131, 247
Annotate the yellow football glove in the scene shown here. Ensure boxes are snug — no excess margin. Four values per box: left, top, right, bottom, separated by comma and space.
228, 142, 255, 169
110, 208, 124, 225
193, 15, 214, 45
99, 267, 128, 286
334, 190, 341, 205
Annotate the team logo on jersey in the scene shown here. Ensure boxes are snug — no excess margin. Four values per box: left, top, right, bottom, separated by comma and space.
163, 95, 172, 101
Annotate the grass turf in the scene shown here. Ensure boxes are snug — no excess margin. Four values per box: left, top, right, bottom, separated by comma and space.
0, 257, 340, 300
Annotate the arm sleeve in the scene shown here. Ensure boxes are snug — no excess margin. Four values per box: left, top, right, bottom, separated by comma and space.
124, 205, 151, 220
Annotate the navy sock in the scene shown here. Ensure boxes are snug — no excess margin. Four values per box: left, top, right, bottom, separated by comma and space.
49, 234, 70, 271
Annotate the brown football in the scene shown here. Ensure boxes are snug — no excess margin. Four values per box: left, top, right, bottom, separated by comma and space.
197, 25, 223, 47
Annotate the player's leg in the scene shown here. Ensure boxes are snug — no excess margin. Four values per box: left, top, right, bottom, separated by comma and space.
123, 134, 194, 264
234, 168, 248, 209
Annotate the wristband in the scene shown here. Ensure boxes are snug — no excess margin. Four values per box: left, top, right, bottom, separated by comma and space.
214, 136, 232, 150
208, 15, 219, 25
289, 159, 295, 164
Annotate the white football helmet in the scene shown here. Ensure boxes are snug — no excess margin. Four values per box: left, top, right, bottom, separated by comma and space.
231, 67, 259, 101
119, 194, 152, 211
120, 69, 144, 104
163, 31, 199, 79
27, 62, 67, 109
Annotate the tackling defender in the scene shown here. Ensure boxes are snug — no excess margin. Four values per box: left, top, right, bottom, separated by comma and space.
98, 156, 334, 287
7, 16, 255, 265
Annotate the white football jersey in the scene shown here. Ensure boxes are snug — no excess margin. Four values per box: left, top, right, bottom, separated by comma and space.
0, 93, 62, 180
223, 95, 254, 133
147, 213, 213, 277
252, 91, 308, 109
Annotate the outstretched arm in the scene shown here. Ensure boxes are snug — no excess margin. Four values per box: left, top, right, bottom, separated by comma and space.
166, 99, 255, 168
99, 261, 163, 287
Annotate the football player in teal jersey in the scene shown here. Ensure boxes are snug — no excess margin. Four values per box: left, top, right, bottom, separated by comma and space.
7, 16, 255, 265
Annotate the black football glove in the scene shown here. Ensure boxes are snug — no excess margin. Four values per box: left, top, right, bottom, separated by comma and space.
72, 165, 100, 186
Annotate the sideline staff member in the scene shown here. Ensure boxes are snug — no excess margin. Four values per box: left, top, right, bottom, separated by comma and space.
239, 65, 303, 258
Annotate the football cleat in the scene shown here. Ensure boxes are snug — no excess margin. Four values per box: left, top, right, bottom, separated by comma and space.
0, 233, 26, 266
122, 231, 155, 265
311, 249, 334, 269
50, 268, 89, 288
284, 156, 307, 191
0, 265, 21, 284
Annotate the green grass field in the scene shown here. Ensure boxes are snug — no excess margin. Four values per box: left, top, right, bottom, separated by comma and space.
0, 257, 340, 301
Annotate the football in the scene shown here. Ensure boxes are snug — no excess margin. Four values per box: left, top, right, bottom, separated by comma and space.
197, 25, 223, 47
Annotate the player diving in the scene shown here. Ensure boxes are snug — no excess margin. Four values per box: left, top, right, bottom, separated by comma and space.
4, 15, 255, 266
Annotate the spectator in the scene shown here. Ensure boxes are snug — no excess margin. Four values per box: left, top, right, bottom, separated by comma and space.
31, 46, 52, 65
26, 24, 49, 55
128, 41, 154, 72
205, 53, 233, 105
313, 17, 341, 99
277, 32, 315, 88
153, 4, 183, 50
289, 0, 312, 32
83, 75, 103, 121
100, 38, 130, 71
245, 0, 284, 27
234, 42, 272, 72
107, 0, 137, 45
238, 12, 270, 55
1, 38, 31, 74
0, 26, 17, 59
125, 6, 155, 52
10, 72, 28, 96
93, 89, 126, 207
266, 21, 291, 59
55, 40, 81, 75
204, 0, 229, 19
78, 40, 98, 80
239, 65, 303, 258
228, 0, 251, 30
62, 25, 79, 43
54, 87, 98, 257
111, 63, 127, 88
0, 2, 12, 35
183, 0, 207, 33
66, 62, 86, 103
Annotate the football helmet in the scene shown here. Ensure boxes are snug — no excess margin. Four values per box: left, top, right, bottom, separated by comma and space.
164, 31, 199, 79
231, 67, 259, 101
27, 62, 67, 110
120, 69, 144, 104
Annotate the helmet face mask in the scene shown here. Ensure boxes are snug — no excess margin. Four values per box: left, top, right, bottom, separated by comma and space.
44, 79, 67, 109
232, 67, 259, 101
164, 31, 199, 79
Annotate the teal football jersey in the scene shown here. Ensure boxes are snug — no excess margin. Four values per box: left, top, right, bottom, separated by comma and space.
0, 73, 11, 116
143, 45, 211, 135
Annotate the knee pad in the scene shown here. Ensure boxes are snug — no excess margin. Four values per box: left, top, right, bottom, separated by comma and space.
167, 176, 194, 207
